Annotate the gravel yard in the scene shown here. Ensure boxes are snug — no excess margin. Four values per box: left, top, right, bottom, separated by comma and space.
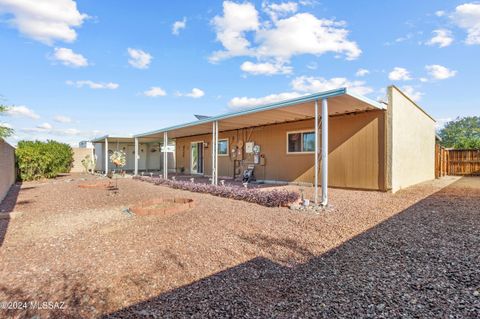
0, 174, 478, 318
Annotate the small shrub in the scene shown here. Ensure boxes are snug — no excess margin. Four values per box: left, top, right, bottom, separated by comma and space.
133, 176, 299, 207
16, 140, 74, 181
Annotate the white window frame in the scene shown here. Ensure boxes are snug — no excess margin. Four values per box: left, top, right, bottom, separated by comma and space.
286, 130, 316, 154
218, 138, 229, 156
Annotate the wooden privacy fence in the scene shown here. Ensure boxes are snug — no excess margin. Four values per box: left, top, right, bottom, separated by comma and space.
436, 146, 480, 177
435, 144, 449, 178
447, 149, 480, 176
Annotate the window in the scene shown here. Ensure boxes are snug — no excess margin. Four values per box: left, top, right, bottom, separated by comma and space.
218, 139, 228, 156
287, 131, 316, 153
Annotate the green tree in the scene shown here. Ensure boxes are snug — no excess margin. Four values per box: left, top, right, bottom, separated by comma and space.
438, 116, 480, 149
0, 105, 14, 138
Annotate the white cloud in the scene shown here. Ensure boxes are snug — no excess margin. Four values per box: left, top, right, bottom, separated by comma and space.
355, 68, 369, 77
0, 0, 88, 45
388, 67, 412, 81
452, 3, 480, 44
401, 85, 423, 101
186, 88, 205, 98
210, 1, 260, 62
435, 10, 446, 17
210, 1, 361, 66
228, 74, 374, 110
240, 60, 292, 75
425, 64, 457, 80
435, 117, 452, 129
53, 115, 72, 123
255, 13, 361, 61
177, 88, 205, 98
143, 87, 167, 97
21, 127, 82, 136
52, 47, 88, 67
0, 122, 12, 129
172, 17, 187, 35
127, 48, 152, 69
5, 105, 40, 119
263, 1, 298, 20
291, 76, 373, 95
228, 92, 303, 109
426, 29, 453, 47
62, 128, 81, 135
37, 122, 52, 130
66, 80, 119, 89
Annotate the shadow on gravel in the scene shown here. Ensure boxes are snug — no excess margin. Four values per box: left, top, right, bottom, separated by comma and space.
0, 272, 110, 319
101, 177, 480, 318
0, 182, 22, 247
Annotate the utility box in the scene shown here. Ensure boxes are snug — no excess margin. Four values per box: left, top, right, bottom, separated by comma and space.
245, 142, 254, 153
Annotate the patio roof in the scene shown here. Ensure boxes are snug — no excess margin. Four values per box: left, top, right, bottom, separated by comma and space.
91, 135, 134, 144
135, 88, 385, 140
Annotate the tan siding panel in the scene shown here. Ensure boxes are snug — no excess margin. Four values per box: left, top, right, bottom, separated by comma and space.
175, 110, 385, 190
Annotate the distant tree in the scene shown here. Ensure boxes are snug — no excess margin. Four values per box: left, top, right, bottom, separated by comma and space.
0, 105, 14, 139
438, 116, 480, 149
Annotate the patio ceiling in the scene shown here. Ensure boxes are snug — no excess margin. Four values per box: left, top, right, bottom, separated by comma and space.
135, 88, 385, 141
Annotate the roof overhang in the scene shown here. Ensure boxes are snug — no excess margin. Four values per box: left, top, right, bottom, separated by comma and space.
135, 88, 385, 141
91, 135, 134, 144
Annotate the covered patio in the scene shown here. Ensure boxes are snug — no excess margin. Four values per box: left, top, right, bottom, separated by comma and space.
134, 88, 385, 206
91, 135, 175, 174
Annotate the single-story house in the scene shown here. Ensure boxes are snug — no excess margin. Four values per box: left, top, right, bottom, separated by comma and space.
95, 85, 436, 205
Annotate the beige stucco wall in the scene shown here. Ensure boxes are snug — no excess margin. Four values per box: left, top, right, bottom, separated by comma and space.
71, 147, 94, 173
388, 86, 436, 192
176, 110, 386, 190
0, 139, 15, 202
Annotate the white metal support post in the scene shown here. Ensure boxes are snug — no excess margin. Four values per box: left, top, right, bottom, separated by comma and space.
104, 137, 109, 176
215, 121, 219, 186
163, 132, 168, 179
321, 98, 329, 206
134, 137, 139, 176
211, 122, 215, 184
211, 121, 218, 185
314, 99, 319, 204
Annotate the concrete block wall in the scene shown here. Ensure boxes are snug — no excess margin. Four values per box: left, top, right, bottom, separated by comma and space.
0, 139, 15, 202
71, 147, 94, 173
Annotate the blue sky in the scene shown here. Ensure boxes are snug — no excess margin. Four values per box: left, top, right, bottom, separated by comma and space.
0, 0, 479, 145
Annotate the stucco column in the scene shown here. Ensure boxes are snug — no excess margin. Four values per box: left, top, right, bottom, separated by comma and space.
134, 137, 139, 176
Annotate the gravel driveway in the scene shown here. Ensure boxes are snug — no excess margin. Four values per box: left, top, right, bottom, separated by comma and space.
0, 174, 478, 318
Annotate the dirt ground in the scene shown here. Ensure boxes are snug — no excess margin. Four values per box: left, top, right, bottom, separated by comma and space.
0, 174, 478, 318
